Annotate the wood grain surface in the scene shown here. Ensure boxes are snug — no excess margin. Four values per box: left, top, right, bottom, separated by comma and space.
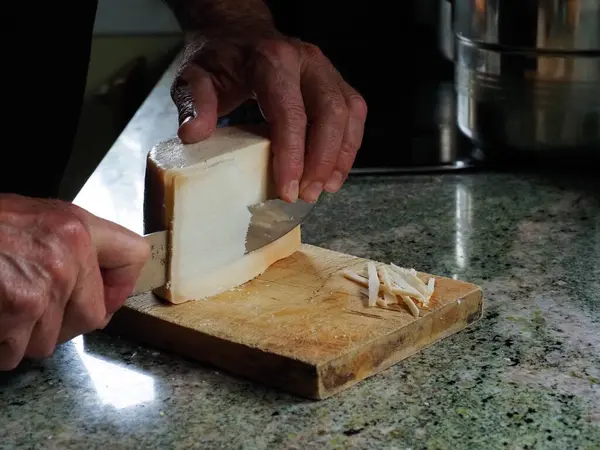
106, 244, 484, 399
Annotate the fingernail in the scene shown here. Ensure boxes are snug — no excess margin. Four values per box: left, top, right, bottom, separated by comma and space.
180, 115, 194, 126
300, 179, 310, 193
324, 170, 344, 193
284, 180, 299, 202
301, 181, 324, 203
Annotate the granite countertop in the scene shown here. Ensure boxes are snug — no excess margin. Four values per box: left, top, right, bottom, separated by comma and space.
1, 59, 599, 450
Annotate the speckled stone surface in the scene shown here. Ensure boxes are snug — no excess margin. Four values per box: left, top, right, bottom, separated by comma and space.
1, 171, 599, 450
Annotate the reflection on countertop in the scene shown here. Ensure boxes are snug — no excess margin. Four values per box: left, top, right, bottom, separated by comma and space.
71, 335, 156, 410
1, 57, 599, 449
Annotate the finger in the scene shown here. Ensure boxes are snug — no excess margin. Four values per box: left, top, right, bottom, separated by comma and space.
298, 64, 348, 203
65, 205, 150, 314
171, 65, 219, 144
25, 302, 64, 360
101, 266, 144, 315
102, 312, 114, 328
251, 44, 307, 203
57, 253, 106, 344
0, 323, 34, 371
87, 216, 150, 314
324, 81, 367, 193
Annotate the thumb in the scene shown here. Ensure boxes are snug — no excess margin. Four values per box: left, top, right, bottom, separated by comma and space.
171, 65, 219, 144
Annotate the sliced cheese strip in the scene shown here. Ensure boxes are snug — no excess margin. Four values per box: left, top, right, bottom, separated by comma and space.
341, 268, 421, 298
359, 287, 387, 307
378, 266, 398, 305
400, 295, 420, 317
367, 261, 379, 307
427, 277, 436, 296
386, 269, 426, 301
390, 263, 429, 297
342, 269, 370, 288
144, 125, 301, 304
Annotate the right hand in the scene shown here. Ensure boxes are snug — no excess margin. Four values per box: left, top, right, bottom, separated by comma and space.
0, 194, 150, 370
171, 33, 368, 204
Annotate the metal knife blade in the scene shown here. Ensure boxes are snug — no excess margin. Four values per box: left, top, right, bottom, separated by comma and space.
245, 198, 314, 253
132, 229, 168, 296
131, 198, 314, 296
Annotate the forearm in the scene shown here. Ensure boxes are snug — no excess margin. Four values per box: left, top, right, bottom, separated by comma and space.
163, 0, 277, 38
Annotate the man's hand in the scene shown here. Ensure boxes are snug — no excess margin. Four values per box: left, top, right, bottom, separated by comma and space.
0, 194, 150, 370
170, 34, 367, 204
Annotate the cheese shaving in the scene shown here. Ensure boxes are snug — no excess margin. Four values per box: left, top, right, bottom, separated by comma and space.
366, 261, 379, 307
359, 288, 386, 307
378, 266, 398, 306
342, 261, 437, 317
390, 264, 429, 297
427, 277, 435, 295
400, 295, 420, 317
387, 270, 425, 301
376, 297, 389, 307
342, 269, 370, 288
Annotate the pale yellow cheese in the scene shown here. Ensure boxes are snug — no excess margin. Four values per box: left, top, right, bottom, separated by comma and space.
144, 125, 302, 304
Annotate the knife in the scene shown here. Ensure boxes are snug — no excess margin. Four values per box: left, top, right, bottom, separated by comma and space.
132, 198, 315, 295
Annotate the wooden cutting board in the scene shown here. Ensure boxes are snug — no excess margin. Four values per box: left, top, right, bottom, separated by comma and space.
105, 244, 484, 399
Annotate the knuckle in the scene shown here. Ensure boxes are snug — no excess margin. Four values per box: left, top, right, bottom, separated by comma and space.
45, 258, 72, 294
348, 94, 368, 119
37, 214, 85, 296
286, 152, 305, 171
52, 212, 89, 246
284, 105, 308, 128
254, 39, 297, 62
1, 287, 21, 315
19, 292, 45, 319
1, 281, 45, 320
322, 98, 348, 121
317, 153, 338, 168
275, 146, 304, 170
340, 140, 360, 156
301, 42, 323, 60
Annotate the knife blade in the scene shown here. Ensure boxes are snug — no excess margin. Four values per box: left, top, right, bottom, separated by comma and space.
245, 198, 314, 254
132, 229, 168, 296
131, 198, 315, 296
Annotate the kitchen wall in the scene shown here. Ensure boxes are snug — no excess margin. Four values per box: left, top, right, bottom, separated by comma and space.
86, 0, 183, 96
94, 0, 181, 34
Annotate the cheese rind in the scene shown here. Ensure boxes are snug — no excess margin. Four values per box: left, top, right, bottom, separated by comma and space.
144, 125, 301, 304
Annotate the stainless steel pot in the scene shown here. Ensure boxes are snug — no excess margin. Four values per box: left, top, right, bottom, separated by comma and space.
454, 0, 600, 154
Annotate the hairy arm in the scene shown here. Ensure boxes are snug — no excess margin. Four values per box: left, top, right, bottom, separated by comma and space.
163, 0, 278, 38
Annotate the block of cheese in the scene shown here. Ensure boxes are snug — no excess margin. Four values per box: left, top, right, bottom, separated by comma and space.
143, 125, 302, 304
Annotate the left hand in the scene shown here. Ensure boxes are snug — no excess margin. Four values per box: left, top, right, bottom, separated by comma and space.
170, 33, 368, 204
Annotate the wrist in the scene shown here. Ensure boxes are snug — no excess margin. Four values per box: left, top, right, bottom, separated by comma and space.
166, 0, 278, 39
184, 23, 281, 44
